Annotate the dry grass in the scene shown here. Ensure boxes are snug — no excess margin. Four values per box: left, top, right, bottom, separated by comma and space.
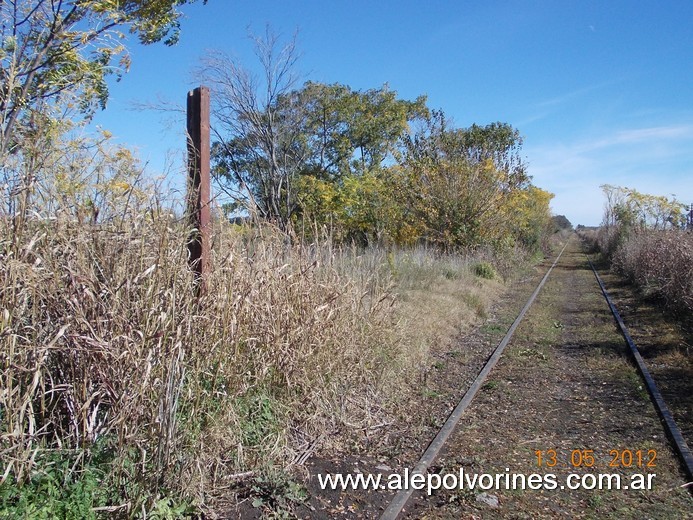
387, 247, 504, 364
611, 229, 693, 314
0, 159, 546, 519
1, 203, 523, 516
0, 214, 399, 508
580, 225, 693, 315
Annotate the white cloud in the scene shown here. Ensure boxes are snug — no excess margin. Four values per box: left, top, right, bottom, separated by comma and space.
586, 124, 693, 150
526, 125, 693, 225
533, 81, 619, 110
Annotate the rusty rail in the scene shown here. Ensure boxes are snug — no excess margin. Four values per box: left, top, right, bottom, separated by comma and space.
588, 258, 693, 487
379, 241, 569, 520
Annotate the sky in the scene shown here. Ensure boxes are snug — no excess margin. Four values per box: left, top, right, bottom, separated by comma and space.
90, 0, 693, 226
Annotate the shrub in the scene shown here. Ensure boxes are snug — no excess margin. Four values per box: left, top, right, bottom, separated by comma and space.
472, 261, 497, 280
611, 230, 693, 314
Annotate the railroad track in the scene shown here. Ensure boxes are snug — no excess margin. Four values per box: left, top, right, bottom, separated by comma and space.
379, 238, 693, 519
588, 259, 693, 485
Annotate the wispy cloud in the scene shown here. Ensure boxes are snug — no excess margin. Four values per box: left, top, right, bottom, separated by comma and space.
610, 125, 693, 144
526, 124, 693, 225
534, 81, 619, 109
518, 81, 623, 128
563, 124, 693, 154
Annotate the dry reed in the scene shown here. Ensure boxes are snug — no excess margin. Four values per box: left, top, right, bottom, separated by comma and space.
611, 229, 693, 314
1, 202, 519, 516
0, 211, 411, 513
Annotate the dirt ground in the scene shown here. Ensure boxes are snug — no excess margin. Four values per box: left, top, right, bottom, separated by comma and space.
246, 235, 693, 519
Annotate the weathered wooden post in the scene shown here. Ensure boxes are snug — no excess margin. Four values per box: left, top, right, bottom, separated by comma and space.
187, 86, 211, 294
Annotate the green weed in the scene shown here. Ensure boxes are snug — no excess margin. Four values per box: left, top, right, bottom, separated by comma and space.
472, 262, 496, 280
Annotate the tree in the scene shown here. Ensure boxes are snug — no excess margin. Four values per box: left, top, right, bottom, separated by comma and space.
398, 112, 539, 250
286, 82, 426, 243
447, 122, 529, 190
600, 185, 685, 230
205, 35, 427, 231
552, 215, 573, 231
1, 0, 204, 238
285, 81, 426, 181
501, 185, 554, 250
0, 0, 204, 157
401, 112, 529, 191
202, 28, 306, 230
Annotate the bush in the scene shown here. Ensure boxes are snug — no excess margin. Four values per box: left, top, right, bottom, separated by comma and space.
472, 261, 497, 280
611, 230, 693, 313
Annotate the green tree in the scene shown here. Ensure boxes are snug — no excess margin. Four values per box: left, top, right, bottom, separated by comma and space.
447, 122, 529, 190
398, 111, 537, 250
401, 111, 529, 190
286, 82, 427, 181
1, 0, 204, 240
0, 0, 204, 157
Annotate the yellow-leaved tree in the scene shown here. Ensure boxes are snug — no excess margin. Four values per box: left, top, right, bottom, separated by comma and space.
500, 186, 554, 251
397, 111, 552, 251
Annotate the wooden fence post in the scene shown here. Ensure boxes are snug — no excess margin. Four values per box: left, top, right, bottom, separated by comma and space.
187, 86, 211, 294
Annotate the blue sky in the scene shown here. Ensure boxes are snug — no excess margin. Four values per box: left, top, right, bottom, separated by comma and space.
91, 0, 693, 226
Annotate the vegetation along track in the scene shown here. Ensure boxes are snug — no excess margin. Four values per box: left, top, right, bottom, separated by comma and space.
301, 235, 693, 519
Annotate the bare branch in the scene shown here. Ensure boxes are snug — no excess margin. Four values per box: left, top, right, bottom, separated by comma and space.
197, 26, 304, 230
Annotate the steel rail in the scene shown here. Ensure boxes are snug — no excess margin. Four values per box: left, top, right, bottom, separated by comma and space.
588, 258, 693, 487
379, 241, 569, 520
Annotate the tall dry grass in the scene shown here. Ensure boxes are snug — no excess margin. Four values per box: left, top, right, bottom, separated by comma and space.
0, 209, 407, 510
582, 223, 693, 315
1, 198, 525, 516
611, 230, 693, 314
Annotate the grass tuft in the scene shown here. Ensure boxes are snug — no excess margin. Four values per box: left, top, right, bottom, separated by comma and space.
472, 261, 497, 280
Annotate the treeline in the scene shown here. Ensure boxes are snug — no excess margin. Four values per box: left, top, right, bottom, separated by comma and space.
0, 19, 554, 255
204, 35, 554, 253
